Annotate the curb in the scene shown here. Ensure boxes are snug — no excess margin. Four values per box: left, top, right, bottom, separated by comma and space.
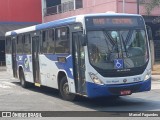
152, 75, 160, 81
152, 73, 160, 75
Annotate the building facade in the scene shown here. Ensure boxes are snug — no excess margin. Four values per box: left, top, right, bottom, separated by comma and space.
0, 0, 42, 64
42, 0, 160, 61
0, 0, 42, 23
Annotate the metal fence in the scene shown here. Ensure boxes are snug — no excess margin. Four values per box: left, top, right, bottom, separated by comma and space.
44, 1, 74, 16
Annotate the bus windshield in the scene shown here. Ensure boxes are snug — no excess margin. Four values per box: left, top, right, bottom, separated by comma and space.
87, 29, 149, 70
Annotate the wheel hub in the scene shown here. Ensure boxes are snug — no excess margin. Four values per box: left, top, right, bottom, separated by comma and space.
63, 83, 70, 95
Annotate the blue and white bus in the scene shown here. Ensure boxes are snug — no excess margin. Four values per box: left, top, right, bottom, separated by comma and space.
5, 13, 151, 101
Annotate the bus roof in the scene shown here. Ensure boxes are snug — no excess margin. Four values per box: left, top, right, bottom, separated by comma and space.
5, 13, 141, 36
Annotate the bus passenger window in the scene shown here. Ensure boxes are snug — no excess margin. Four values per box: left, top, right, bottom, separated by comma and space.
17, 35, 23, 54
55, 27, 69, 54
6, 37, 12, 54
42, 30, 48, 53
24, 34, 31, 54
47, 29, 55, 53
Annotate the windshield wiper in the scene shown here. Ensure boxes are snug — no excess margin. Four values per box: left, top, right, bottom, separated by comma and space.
103, 31, 116, 46
121, 34, 128, 58
125, 30, 133, 46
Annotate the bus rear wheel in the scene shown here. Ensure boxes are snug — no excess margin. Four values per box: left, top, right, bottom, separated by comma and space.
59, 76, 76, 101
19, 69, 30, 88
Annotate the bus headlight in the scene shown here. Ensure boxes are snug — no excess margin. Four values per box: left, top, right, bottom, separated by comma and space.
89, 72, 104, 85
144, 69, 151, 81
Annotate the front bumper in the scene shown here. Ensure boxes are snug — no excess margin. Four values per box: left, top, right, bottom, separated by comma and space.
86, 78, 151, 98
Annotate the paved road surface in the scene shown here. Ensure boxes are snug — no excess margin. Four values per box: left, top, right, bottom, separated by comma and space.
0, 71, 159, 119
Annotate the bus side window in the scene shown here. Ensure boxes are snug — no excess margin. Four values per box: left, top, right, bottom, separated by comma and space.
47, 29, 55, 54
6, 37, 12, 54
24, 34, 31, 54
42, 30, 48, 53
55, 27, 69, 54
17, 35, 23, 54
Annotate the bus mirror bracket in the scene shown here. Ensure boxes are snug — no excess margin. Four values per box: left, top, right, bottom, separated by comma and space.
146, 25, 153, 41
148, 31, 153, 41
80, 34, 87, 46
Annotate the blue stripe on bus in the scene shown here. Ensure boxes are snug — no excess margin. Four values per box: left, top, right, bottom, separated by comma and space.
55, 56, 73, 79
8, 17, 76, 35
36, 17, 76, 30
44, 54, 73, 79
11, 31, 17, 35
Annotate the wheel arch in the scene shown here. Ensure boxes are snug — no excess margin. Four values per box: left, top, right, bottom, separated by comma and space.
57, 71, 67, 90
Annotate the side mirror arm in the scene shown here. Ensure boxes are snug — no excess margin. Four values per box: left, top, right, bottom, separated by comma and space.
80, 34, 87, 46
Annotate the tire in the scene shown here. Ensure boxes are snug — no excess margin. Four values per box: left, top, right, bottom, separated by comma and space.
110, 96, 120, 99
19, 69, 31, 88
59, 76, 76, 101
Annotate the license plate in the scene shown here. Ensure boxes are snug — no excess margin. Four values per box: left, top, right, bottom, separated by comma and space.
120, 90, 131, 95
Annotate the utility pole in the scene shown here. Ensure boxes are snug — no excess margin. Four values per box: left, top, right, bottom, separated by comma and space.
137, 0, 140, 14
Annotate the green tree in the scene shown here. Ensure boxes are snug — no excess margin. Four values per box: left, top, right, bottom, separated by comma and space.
140, 0, 160, 15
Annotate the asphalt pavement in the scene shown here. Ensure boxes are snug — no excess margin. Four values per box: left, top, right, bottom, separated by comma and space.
0, 67, 160, 119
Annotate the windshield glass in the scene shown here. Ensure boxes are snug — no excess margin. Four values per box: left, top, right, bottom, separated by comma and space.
87, 29, 148, 70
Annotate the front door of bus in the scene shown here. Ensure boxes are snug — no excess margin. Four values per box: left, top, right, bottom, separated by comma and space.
32, 36, 41, 85
72, 32, 86, 94
12, 37, 17, 78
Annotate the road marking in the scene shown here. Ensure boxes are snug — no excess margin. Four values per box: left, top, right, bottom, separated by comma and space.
0, 78, 10, 80
0, 81, 16, 88
2, 81, 16, 86
0, 84, 11, 88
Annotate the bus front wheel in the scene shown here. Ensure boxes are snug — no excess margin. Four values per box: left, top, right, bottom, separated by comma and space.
59, 76, 75, 101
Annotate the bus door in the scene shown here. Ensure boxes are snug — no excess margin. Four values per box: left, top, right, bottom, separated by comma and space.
12, 37, 17, 78
72, 32, 86, 94
32, 36, 41, 86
